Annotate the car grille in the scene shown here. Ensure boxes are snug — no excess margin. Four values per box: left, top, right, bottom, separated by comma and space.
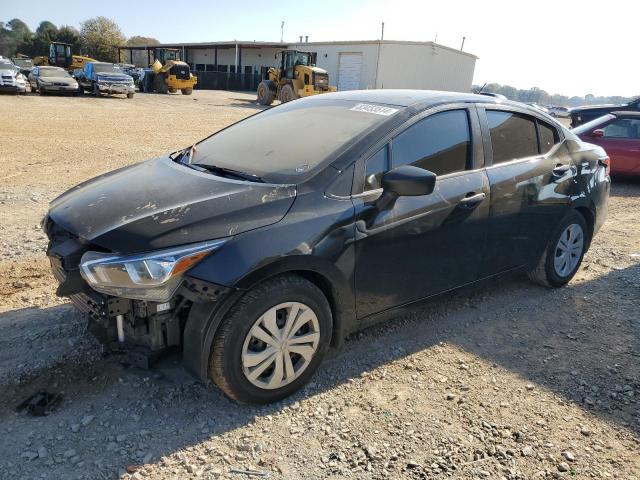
46, 218, 109, 317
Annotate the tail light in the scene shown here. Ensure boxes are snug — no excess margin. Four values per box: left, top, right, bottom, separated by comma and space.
599, 156, 610, 176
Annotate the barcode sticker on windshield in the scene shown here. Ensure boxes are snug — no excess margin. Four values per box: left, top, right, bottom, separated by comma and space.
350, 103, 399, 116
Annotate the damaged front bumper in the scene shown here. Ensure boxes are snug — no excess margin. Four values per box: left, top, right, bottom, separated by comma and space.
97, 82, 135, 95
45, 218, 232, 366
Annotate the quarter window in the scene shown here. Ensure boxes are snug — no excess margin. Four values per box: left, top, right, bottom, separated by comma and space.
537, 120, 560, 154
603, 118, 640, 138
392, 109, 471, 176
487, 111, 538, 164
364, 145, 389, 191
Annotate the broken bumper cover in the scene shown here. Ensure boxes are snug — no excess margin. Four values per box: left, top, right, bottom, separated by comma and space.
45, 217, 232, 353
97, 82, 135, 94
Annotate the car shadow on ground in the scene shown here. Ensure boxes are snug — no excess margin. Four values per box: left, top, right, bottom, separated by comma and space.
0, 264, 638, 478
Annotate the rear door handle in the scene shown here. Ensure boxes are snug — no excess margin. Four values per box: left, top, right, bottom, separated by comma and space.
552, 164, 571, 176
459, 192, 486, 205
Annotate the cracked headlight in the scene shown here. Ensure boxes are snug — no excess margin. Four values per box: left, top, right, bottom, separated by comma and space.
79, 239, 226, 301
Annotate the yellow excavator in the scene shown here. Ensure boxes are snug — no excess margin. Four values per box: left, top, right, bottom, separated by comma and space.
257, 50, 336, 105
32, 42, 96, 72
141, 48, 197, 95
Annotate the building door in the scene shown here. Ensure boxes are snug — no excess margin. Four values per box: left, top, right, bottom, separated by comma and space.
337, 53, 362, 91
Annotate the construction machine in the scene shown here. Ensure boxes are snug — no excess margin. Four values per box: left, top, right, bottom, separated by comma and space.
32, 42, 96, 72
257, 50, 336, 105
140, 48, 197, 95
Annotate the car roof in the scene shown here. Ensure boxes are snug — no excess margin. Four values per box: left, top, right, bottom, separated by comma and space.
306, 89, 526, 109
612, 111, 640, 118
40, 66, 65, 70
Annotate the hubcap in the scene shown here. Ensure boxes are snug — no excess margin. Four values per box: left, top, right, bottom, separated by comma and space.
554, 223, 584, 277
241, 302, 320, 390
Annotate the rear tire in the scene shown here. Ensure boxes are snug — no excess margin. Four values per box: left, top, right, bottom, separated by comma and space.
209, 275, 332, 404
280, 84, 297, 103
257, 81, 275, 105
527, 211, 589, 288
168, 87, 177, 93
181, 87, 193, 95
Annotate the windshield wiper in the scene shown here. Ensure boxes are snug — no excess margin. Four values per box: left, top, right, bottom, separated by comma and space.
190, 163, 264, 183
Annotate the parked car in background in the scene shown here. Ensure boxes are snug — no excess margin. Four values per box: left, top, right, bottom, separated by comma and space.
570, 96, 640, 128
28, 66, 79, 95
44, 90, 610, 403
547, 106, 570, 118
74, 62, 135, 98
573, 111, 640, 177
11, 57, 34, 77
0, 58, 27, 94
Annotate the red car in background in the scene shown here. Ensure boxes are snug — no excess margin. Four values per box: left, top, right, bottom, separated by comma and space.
572, 111, 640, 177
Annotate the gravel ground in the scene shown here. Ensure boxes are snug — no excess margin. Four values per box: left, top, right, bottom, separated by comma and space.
0, 90, 639, 480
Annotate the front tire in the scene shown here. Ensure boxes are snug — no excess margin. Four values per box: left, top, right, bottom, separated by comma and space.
181, 87, 193, 95
527, 212, 589, 288
257, 81, 275, 105
280, 84, 297, 103
209, 275, 332, 404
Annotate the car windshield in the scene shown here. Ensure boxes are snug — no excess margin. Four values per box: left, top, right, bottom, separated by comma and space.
93, 63, 122, 74
40, 68, 70, 78
190, 99, 403, 183
13, 59, 32, 67
572, 114, 616, 135
0, 60, 15, 69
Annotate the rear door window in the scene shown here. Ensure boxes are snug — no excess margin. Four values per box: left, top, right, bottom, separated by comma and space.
487, 111, 538, 164
392, 109, 471, 176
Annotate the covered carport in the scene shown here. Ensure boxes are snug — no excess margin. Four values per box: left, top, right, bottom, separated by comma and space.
117, 41, 285, 91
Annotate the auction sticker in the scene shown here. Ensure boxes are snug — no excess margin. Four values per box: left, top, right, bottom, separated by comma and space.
350, 103, 399, 116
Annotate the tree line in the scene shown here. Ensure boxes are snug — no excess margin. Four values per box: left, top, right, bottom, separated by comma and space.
0, 17, 159, 63
475, 83, 637, 108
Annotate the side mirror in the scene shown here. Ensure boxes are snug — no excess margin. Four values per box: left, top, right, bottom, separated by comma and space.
382, 165, 436, 196
376, 165, 436, 209
591, 129, 604, 138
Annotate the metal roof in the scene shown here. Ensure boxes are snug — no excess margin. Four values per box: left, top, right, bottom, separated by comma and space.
118, 41, 287, 50
118, 39, 477, 58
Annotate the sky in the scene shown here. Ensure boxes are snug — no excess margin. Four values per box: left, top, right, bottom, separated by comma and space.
2, 0, 639, 97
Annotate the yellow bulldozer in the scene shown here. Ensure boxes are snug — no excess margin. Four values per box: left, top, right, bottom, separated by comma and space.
141, 48, 197, 95
32, 42, 96, 72
257, 50, 336, 105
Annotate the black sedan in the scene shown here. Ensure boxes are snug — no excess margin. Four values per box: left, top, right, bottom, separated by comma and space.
44, 90, 610, 403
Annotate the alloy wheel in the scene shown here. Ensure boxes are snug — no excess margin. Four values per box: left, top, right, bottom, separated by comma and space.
554, 223, 584, 277
241, 302, 320, 390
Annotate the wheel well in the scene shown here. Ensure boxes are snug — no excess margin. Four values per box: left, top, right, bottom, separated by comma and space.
574, 206, 595, 249
290, 270, 343, 348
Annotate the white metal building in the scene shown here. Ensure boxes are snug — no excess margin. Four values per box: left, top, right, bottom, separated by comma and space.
119, 39, 477, 93
296, 40, 477, 92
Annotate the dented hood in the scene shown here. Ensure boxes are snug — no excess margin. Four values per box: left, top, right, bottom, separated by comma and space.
48, 156, 296, 253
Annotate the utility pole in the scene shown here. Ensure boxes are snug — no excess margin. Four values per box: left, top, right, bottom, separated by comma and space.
280, 21, 284, 43
381, 22, 385, 40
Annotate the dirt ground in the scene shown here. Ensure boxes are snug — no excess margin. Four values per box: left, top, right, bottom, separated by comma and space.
0, 90, 639, 480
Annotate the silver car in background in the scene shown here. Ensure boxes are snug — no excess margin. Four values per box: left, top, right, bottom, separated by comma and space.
0, 58, 27, 94
28, 66, 79, 95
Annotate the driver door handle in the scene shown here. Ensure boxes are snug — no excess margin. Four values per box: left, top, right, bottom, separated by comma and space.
459, 192, 486, 205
